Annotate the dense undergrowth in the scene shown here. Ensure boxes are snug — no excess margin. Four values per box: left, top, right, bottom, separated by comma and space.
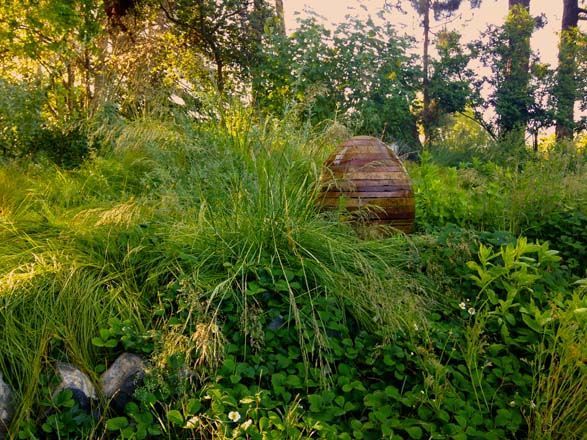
0, 109, 586, 439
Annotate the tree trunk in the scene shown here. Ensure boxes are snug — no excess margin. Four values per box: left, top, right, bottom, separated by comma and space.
555, 0, 579, 141
251, 0, 267, 104
252, 0, 265, 41
275, 0, 286, 35
215, 51, 225, 93
67, 62, 75, 115
422, 0, 431, 146
84, 45, 92, 111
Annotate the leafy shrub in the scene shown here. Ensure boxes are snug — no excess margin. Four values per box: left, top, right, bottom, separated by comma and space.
0, 79, 93, 166
526, 209, 587, 277
2, 108, 586, 439
411, 148, 587, 235
0, 80, 45, 157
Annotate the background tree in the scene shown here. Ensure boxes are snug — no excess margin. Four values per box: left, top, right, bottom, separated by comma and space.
159, 0, 270, 93
0, 0, 105, 118
274, 0, 286, 35
394, 0, 482, 146
495, 0, 534, 144
554, 0, 587, 140
471, 7, 551, 145
252, 15, 421, 152
428, 30, 480, 137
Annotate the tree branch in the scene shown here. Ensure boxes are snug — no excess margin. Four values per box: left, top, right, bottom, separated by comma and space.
457, 110, 498, 140
212, 2, 252, 33
159, 1, 183, 26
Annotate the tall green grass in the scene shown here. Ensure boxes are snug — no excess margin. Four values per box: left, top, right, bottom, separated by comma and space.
410, 149, 587, 234
0, 107, 430, 432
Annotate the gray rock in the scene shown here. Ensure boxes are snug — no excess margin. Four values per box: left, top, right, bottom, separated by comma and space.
267, 315, 285, 330
54, 363, 96, 412
0, 373, 14, 439
100, 353, 145, 413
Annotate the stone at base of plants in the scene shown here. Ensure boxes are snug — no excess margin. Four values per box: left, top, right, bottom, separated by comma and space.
101, 353, 145, 413
54, 363, 96, 412
0, 373, 13, 439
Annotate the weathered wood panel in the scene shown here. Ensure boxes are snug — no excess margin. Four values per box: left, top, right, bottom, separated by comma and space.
319, 136, 415, 233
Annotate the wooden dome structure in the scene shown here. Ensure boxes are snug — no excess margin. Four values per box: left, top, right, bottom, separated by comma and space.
319, 136, 415, 233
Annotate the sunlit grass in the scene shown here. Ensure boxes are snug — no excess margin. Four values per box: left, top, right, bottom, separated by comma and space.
0, 108, 431, 433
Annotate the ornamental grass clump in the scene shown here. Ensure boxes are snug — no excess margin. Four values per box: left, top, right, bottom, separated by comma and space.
0, 107, 430, 432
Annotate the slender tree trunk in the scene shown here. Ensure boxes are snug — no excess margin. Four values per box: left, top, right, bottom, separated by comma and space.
508, 0, 531, 75
275, 0, 286, 35
67, 62, 75, 115
84, 46, 92, 111
251, 0, 266, 105
422, 0, 431, 146
252, 0, 265, 40
214, 51, 225, 93
555, 0, 579, 141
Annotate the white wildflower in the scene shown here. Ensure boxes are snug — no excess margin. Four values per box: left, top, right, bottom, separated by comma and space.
184, 416, 200, 429
467, 307, 476, 316
228, 411, 241, 423
459, 302, 467, 310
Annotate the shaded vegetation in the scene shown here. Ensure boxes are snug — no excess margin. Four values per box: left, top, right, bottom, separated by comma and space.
0, 1, 586, 439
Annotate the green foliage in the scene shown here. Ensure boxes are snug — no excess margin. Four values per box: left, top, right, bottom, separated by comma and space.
92, 318, 154, 354
0, 80, 45, 157
0, 111, 429, 436
253, 15, 421, 151
1, 96, 587, 439
159, 0, 274, 92
472, 5, 553, 141
88, 235, 577, 440
467, 238, 565, 345
104, 402, 162, 439
429, 31, 476, 119
526, 209, 587, 277
411, 148, 587, 234
0, 0, 104, 118
2, 0, 587, 438
527, 287, 587, 440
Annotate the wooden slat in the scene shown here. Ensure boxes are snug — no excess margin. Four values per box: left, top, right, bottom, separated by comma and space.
327, 152, 392, 160
334, 144, 387, 155
320, 197, 415, 209
330, 163, 403, 172
334, 171, 409, 180
321, 190, 412, 198
352, 185, 413, 192
327, 158, 399, 167
336, 179, 412, 188
319, 136, 415, 233
321, 183, 413, 193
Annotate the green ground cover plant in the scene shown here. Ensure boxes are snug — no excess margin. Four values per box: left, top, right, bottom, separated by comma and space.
0, 107, 585, 439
